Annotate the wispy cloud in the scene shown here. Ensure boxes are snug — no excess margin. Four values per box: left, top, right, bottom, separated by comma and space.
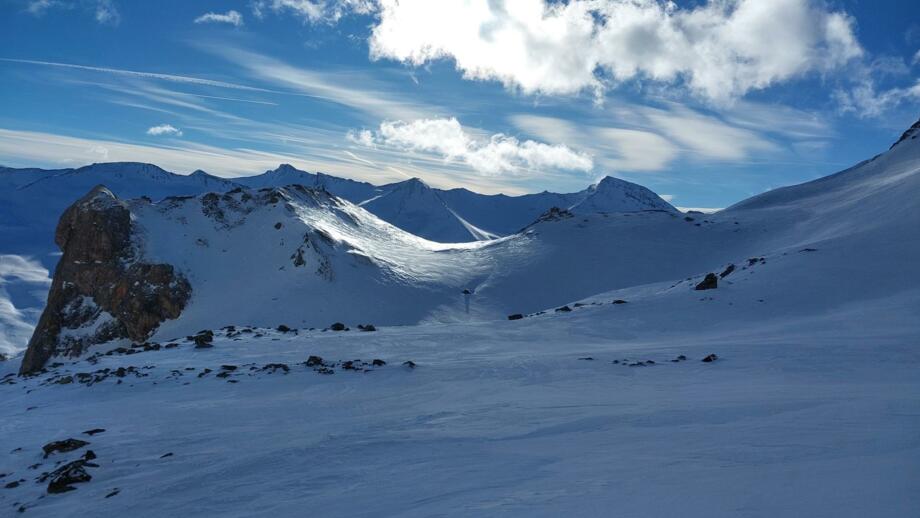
201, 44, 438, 121
25, 0, 120, 25
146, 124, 183, 137
0, 58, 277, 93
194, 10, 244, 27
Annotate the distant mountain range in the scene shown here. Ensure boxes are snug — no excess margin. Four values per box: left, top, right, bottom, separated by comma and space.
0, 162, 675, 246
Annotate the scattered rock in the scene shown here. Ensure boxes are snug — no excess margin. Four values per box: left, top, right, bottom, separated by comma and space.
799, 248, 818, 252
44, 459, 93, 494
329, 322, 346, 331
577, 357, 594, 361
42, 439, 89, 458
5, 481, 20, 489
262, 363, 290, 373
702, 354, 718, 363
190, 330, 214, 348
105, 488, 120, 498
82, 428, 106, 436
611, 299, 627, 304
507, 313, 524, 321
694, 273, 718, 291
719, 264, 736, 278
160, 452, 173, 459
371, 359, 386, 367
276, 324, 291, 333
402, 361, 416, 369
555, 305, 572, 313
220, 365, 238, 371
305, 356, 324, 367
357, 324, 376, 332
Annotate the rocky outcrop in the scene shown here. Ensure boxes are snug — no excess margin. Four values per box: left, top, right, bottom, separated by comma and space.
19, 186, 191, 375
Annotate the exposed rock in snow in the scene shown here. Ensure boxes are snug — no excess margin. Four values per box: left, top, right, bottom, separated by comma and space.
20, 186, 191, 374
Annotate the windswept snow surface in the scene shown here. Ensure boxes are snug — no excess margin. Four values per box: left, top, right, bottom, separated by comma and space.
1, 285, 917, 517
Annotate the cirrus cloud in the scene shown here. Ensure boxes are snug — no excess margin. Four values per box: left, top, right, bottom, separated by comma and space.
349, 117, 593, 176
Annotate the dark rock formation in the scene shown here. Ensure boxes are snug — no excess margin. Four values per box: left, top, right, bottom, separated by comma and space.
507, 313, 524, 320
20, 186, 191, 375
42, 438, 89, 458
695, 273, 718, 290
702, 354, 719, 363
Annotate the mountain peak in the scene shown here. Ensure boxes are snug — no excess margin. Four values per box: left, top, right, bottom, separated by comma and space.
891, 116, 920, 149
568, 174, 675, 214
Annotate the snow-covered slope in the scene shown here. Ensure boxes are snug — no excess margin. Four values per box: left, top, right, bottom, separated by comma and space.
235, 164, 380, 204
569, 175, 676, 214
360, 178, 497, 243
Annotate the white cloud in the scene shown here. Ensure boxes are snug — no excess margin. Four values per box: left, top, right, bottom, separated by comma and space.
146, 124, 183, 137
366, 0, 863, 102
94, 0, 119, 25
834, 79, 920, 118
25, 0, 119, 24
251, 0, 374, 23
195, 10, 244, 27
914, 50, 920, 66
351, 117, 593, 175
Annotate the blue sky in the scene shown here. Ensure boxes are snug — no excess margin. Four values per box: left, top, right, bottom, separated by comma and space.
1, 0, 919, 208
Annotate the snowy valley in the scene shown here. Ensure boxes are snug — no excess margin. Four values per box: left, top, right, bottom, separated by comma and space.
0, 119, 918, 517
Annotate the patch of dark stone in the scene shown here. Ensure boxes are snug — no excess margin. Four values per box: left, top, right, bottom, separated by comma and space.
46, 366, 147, 387
555, 305, 572, 313
262, 363, 290, 374
578, 357, 594, 361
189, 330, 215, 348
403, 361, 416, 369
40, 454, 98, 494
197, 368, 213, 378
328, 322, 347, 331
357, 324, 376, 332
82, 428, 105, 436
5, 480, 22, 489
105, 488, 120, 498
702, 354, 719, 363
507, 313, 524, 321
747, 257, 766, 266
42, 439, 89, 458
719, 264, 736, 278
799, 248, 818, 252
611, 299, 627, 304
160, 452, 173, 458
670, 355, 688, 363
276, 325, 292, 333
694, 273, 718, 291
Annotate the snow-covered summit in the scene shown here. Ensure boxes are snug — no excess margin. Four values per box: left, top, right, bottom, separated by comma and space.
361, 177, 497, 242
569, 175, 676, 214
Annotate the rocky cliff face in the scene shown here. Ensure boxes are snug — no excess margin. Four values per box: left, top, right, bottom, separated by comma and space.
19, 186, 191, 375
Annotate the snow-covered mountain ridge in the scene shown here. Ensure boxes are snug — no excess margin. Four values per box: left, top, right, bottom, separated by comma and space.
16, 116, 920, 373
